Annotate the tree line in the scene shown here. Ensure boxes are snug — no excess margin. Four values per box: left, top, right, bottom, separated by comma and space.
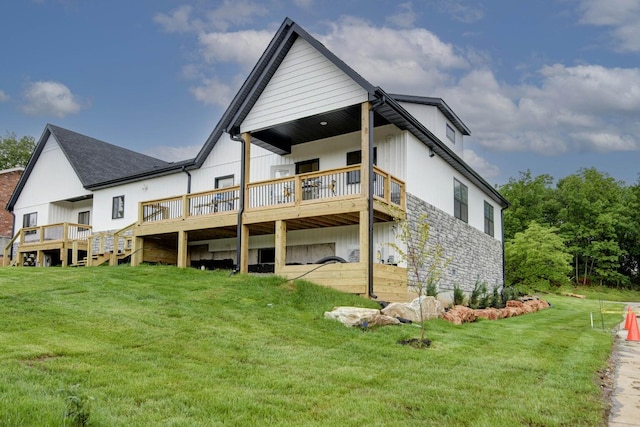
500, 168, 640, 291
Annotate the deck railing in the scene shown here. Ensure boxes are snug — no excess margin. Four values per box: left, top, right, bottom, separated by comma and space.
18, 223, 92, 245
138, 165, 405, 224
3, 223, 92, 266
140, 187, 241, 224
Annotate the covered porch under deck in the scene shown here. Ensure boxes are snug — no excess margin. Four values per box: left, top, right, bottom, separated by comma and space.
131, 164, 410, 302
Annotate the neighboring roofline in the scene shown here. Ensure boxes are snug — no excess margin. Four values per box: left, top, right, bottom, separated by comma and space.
389, 94, 471, 136
85, 159, 195, 190
6, 125, 53, 211
0, 167, 25, 174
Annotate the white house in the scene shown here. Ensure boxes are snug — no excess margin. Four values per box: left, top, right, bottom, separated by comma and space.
5, 18, 508, 302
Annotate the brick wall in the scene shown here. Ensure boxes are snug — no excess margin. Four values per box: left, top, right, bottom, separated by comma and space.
0, 169, 23, 238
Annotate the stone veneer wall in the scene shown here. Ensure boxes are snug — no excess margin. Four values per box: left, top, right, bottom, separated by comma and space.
406, 193, 504, 294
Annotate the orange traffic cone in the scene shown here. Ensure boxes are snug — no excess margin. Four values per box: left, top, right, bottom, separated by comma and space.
627, 314, 640, 341
624, 306, 635, 330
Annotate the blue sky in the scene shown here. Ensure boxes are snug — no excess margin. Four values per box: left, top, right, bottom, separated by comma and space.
1, 0, 639, 187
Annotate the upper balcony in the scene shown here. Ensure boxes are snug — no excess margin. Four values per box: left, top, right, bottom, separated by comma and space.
136, 165, 405, 235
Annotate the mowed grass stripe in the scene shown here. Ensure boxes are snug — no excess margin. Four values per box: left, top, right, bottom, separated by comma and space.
0, 265, 630, 426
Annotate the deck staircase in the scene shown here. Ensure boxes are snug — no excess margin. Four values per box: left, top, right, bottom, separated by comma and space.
78, 222, 136, 267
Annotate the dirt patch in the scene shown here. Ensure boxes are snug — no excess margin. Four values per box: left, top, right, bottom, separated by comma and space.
397, 338, 432, 349
600, 335, 620, 424
22, 354, 62, 367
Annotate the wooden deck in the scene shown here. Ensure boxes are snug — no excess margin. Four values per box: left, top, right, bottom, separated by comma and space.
3, 223, 91, 267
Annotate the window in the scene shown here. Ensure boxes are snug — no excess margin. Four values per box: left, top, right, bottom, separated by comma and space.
78, 211, 90, 231
112, 195, 125, 219
454, 179, 468, 223
23, 212, 37, 228
346, 148, 377, 184
484, 201, 494, 237
446, 124, 455, 143
78, 211, 90, 225
295, 158, 319, 174
215, 175, 234, 189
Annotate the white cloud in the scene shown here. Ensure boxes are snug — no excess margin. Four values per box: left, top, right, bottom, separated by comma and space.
145, 144, 201, 162
154, 5, 195, 33
0, 89, 9, 102
154, 1, 268, 34
439, 1, 484, 24
190, 77, 236, 108
319, 17, 468, 94
198, 29, 273, 68
578, 0, 640, 52
386, 2, 419, 29
22, 81, 82, 118
463, 149, 500, 179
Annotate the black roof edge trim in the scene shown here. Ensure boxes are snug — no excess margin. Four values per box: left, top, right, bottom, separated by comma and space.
377, 89, 508, 207
389, 93, 471, 136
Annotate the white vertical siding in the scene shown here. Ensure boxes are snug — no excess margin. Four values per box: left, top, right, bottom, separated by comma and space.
406, 132, 502, 242
92, 173, 187, 231
13, 135, 91, 212
398, 102, 464, 156
241, 38, 368, 133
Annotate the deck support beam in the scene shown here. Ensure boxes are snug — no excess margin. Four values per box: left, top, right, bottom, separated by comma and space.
360, 101, 374, 298
131, 237, 144, 266
275, 219, 287, 273
177, 230, 188, 268
240, 224, 249, 273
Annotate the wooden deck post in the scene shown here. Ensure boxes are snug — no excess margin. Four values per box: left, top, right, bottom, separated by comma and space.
240, 224, 249, 274
131, 237, 144, 266
177, 230, 188, 268
274, 220, 287, 274
360, 101, 372, 297
86, 236, 93, 267
72, 240, 79, 265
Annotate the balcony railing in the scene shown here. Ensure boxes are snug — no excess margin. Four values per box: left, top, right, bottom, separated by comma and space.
140, 187, 241, 224
138, 165, 405, 224
18, 223, 92, 245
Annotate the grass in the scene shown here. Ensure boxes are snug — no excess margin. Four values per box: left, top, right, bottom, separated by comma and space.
0, 265, 632, 426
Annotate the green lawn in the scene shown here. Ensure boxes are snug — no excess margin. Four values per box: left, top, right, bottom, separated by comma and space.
0, 265, 631, 426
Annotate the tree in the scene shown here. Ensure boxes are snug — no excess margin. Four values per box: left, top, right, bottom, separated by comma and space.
389, 212, 449, 346
499, 170, 557, 240
505, 221, 572, 292
0, 132, 36, 169
555, 168, 629, 286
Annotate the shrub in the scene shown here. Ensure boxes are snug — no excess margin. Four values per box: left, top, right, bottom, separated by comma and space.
490, 285, 502, 308
453, 283, 465, 306
425, 280, 439, 298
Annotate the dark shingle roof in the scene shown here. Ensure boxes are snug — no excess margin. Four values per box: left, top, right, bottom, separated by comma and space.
48, 125, 170, 187
6, 124, 171, 211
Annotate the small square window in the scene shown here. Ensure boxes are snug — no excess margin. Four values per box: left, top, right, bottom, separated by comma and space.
112, 195, 125, 219
258, 248, 275, 264
446, 124, 455, 143
295, 158, 319, 174
78, 211, 90, 225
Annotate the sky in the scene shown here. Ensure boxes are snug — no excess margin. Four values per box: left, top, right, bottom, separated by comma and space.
1, 0, 639, 187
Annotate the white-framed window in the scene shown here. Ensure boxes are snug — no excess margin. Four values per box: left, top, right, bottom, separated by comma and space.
446, 124, 455, 143
484, 201, 494, 237
112, 195, 125, 219
454, 179, 468, 223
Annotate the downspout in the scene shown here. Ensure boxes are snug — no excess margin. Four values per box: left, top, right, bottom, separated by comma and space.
181, 166, 192, 194
367, 96, 385, 299
230, 132, 245, 274
501, 206, 507, 288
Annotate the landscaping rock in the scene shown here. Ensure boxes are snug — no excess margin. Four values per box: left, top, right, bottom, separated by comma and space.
443, 305, 477, 324
323, 307, 400, 327
381, 296, 444, 322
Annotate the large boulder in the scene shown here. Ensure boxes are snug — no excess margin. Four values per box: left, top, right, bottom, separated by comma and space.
381, 296, 445, 322
324, 307, 400, 327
